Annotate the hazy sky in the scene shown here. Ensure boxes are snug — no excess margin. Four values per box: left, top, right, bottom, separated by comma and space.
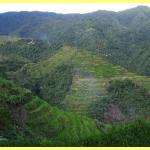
0, 3, 150, 14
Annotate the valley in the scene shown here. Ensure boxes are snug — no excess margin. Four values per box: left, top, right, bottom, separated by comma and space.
0, 6, 150, 146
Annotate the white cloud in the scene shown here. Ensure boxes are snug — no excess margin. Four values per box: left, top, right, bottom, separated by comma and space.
0, 3, 150, 14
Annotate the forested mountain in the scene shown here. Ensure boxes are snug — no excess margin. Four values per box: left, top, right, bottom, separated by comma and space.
0, 6, 150, 76
0, 6, 150, 146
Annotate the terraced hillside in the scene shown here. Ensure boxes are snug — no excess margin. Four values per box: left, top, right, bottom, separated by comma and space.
1, 43, 150, 146
62, 50, 150, 117
8, 46, 150, 122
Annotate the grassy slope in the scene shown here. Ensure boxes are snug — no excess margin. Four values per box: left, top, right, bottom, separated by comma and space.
62, 49, 150, 116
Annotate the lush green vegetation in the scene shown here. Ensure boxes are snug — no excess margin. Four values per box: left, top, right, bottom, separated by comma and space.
0, 39, 62, 62
0, 37, 62, 79
63, 50, 150, 117
0, 77, 100, 146
1, 44, 150, 146
84, 120, 150, 146
92, 79, 150, 123
0, 53, 30, 78
0, 6, 150, 76
1, 6, 150, 146
0, 35, 20, 44
1, 77, 150, 146
8, 46, 75, 105
34, 63, 73, 105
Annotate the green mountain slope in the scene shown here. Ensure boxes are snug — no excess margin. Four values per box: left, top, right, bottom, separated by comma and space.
63, 50, 126, 115
0, 6, 150, 76
0, 38, 61, 62
8, 45, 150, 123
8, 46, 75, 105
0, 35, 20, 44
1, 77, 150, 146
63, 49, 150, 119
0, 53, 30, 77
